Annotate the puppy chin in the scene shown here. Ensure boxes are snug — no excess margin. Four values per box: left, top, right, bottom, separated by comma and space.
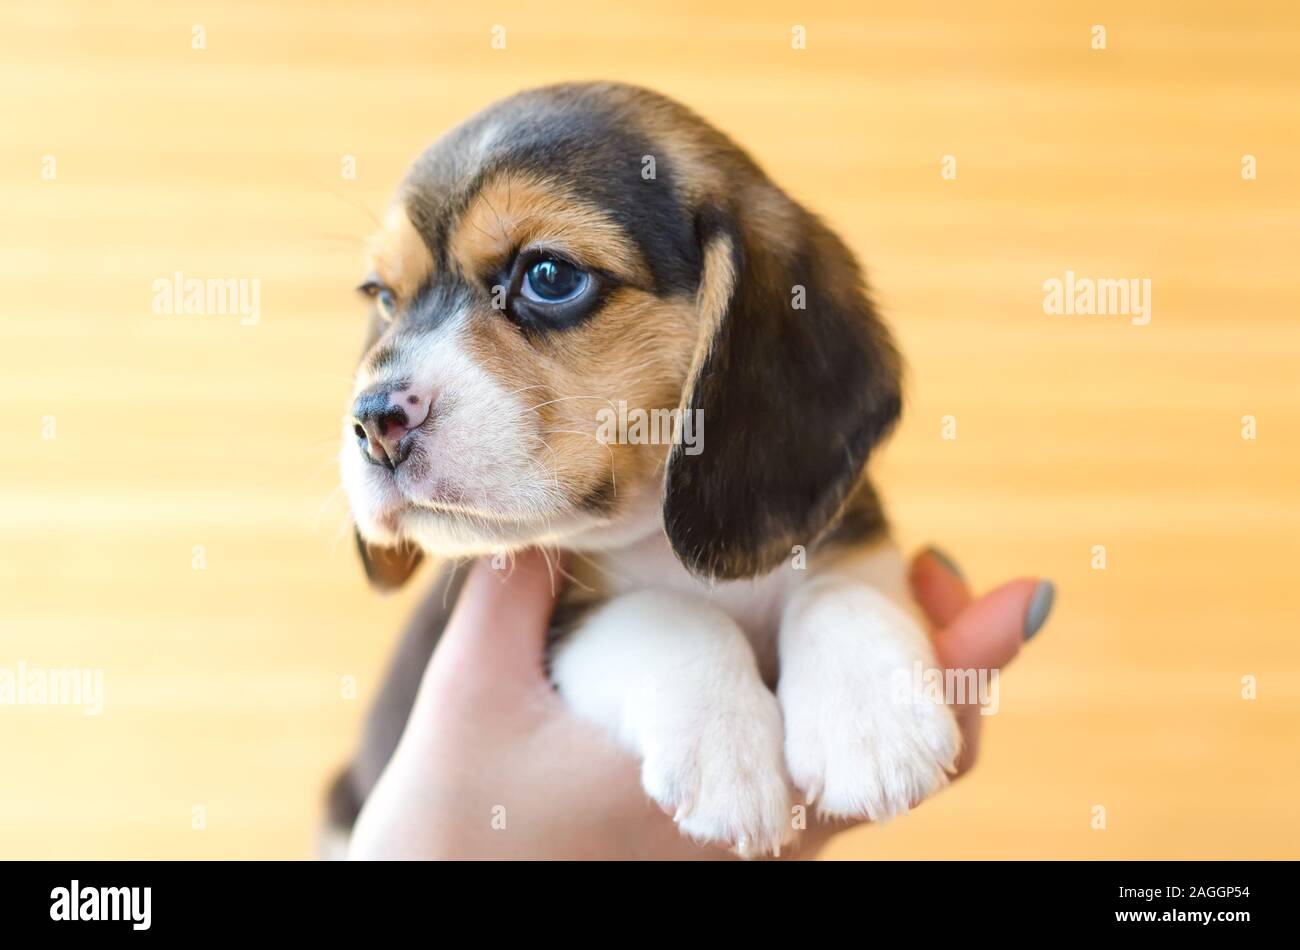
397, 504, 581, 557
395, 492, 655, 560
339, 445, 402, 541
400, 510, 527, 558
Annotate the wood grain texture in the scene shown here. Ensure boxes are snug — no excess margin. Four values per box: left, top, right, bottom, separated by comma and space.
1, 0, 1297, 859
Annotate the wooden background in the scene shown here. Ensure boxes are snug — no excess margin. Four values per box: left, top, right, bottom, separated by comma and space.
2, 0, 1297, 859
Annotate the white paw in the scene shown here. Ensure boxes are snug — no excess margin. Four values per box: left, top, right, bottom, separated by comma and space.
634, 675, 795, 858
779, 580, 961, 823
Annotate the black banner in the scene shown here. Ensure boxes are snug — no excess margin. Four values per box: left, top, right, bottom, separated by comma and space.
0, 860, 1285, 937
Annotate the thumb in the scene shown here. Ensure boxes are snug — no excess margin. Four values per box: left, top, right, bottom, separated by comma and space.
428, 548, 565, 691
933, 577, 1055, 671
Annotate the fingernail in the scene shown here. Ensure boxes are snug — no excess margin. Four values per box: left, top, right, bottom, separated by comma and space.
925, 545, 964, 581
1024, 580, 1055, 641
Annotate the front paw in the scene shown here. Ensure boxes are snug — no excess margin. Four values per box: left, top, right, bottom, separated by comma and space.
779, 582, 961, 822
635, 677, 795, 858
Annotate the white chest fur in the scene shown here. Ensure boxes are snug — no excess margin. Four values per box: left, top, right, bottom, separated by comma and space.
572, 529, 915, 677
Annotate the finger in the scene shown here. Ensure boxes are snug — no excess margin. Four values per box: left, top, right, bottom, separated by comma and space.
909, 546, 973, 628
940, 578, 1054, 776
429, 547, 565, 689
934, 577, 1054, 671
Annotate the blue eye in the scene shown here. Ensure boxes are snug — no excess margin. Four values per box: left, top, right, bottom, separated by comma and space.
521, 258, 588, 303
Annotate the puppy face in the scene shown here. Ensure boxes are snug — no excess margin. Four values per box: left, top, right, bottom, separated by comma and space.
341, 82, 902, 585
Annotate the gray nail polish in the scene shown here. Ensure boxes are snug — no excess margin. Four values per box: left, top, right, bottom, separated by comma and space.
1024, 580, 1055, 640
925, 545, 964, 581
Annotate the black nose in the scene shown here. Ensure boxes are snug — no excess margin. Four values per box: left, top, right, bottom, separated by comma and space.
352, 385, 418, 470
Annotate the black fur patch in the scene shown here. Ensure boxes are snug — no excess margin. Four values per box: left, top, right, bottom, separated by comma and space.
355, 528, 424, 591
663, 204, 903, 581
817, 478, 891, 552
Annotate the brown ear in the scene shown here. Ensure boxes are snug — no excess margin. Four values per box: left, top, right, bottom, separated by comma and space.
355, 528, 423, 591
662, 199, 902, 581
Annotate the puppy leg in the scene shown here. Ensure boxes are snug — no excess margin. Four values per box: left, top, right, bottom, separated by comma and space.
779, 546, 960, 822
550, 590, 794, 857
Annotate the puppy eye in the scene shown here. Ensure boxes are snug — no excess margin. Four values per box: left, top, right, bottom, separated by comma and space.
520, 258, 588, 304
357, 280, 397, 321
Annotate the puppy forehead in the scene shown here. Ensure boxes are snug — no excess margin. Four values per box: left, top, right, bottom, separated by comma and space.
398, 84, 704, 294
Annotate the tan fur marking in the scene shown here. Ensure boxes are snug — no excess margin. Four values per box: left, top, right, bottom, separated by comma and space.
680, 231, 736, 416
460, 285, 697, 510
364, 205, 433, 302
448, 172, 648, 285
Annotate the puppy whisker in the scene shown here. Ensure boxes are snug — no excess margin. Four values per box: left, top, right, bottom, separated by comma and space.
522, 394, 618, 414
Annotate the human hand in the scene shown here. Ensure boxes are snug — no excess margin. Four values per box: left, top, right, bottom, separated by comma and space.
347, 547, 1053, 859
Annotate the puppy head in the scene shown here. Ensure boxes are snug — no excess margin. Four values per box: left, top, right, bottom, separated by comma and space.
341, 82, 901, 587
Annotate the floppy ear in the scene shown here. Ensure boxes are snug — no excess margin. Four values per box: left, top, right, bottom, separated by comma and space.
355, 528, 423, 591
663, 198, 902, 581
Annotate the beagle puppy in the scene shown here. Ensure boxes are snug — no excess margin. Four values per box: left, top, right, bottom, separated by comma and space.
334, 82, 957, 857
